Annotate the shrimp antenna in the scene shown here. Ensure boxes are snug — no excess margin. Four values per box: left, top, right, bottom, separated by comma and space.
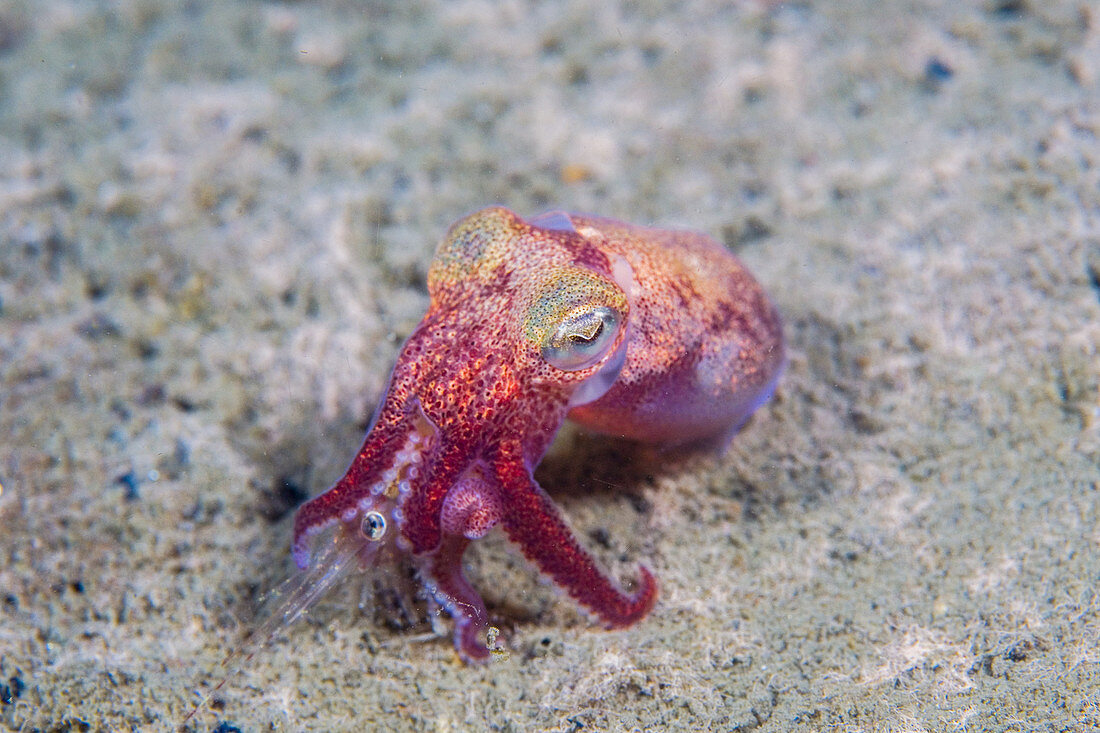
180, 528, 368, 728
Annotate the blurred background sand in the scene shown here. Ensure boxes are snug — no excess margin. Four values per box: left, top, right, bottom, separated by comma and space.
1, 1, 1098, 730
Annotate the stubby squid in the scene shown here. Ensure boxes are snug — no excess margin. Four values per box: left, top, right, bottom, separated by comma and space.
279, 206, 785, 664
184, 207, 784, 722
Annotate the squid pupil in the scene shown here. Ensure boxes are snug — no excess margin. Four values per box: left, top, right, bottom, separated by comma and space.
570, 320, 603, 344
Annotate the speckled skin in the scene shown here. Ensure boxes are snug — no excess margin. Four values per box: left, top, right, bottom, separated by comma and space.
292, 207, 784, 661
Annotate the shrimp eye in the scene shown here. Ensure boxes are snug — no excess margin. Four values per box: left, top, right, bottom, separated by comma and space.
361, 511, 387, 541
542, 306, 622, 371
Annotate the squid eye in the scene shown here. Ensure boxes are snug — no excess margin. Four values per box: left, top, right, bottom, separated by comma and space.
542, 306, 622, 371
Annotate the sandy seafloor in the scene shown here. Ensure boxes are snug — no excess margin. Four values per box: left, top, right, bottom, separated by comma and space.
1, 0, 1099, 730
